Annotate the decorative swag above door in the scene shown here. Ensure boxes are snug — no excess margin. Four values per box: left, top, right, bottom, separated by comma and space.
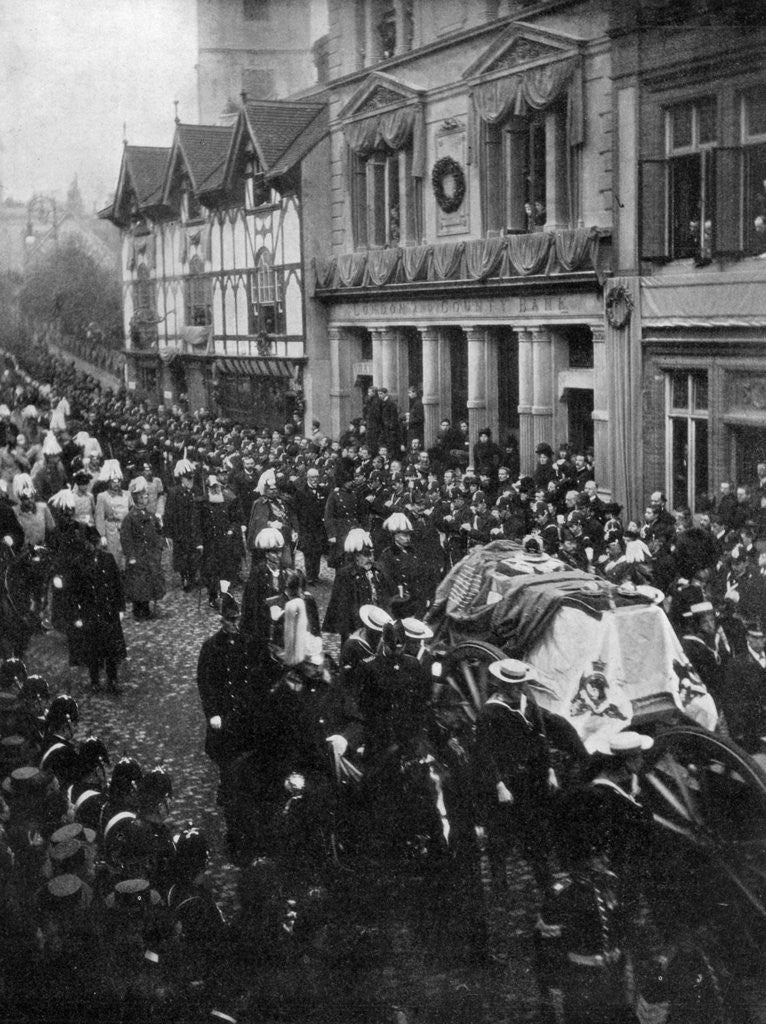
342, 104, 426, 178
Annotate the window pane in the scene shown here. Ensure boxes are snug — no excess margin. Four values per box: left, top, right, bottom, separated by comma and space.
747, 144, 766, 253
692, 371, 708, 411
671, 103, 693, 150
747, 88, 766, 137
698, 98, 717, 145
371, 160, 386, 247
694, 419, 708, 510
670, 153, 702, 258
671, 371, 689, 410
671, 417, 689, 510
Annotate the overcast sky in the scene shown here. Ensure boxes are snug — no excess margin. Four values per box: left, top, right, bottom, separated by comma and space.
0, 0, 199, 210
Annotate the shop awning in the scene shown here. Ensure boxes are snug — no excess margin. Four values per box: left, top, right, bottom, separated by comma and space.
215, 356, 295, 378
641, 274, 766, 328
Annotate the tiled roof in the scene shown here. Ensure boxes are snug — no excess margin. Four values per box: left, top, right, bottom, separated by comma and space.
266, 105, 328, 179
126, 147, 170, 207
175, 125, 234, 192
243, 100, 327, 170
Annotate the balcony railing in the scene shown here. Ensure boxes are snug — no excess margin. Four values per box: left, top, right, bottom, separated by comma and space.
313, 227, 610, 293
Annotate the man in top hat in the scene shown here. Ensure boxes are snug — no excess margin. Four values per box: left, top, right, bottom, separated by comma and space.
164, 458, 203, 592
324, 458, 362, 570
474, 659, 558, 895
294, 466, 327, 586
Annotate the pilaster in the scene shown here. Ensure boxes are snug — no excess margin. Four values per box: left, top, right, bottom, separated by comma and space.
328, 325, 351, 438
591, 324, 611, 500
517, 328, 534, 475
530, 326, 554, 456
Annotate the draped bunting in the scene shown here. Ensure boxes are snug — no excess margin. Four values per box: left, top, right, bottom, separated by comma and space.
431, 241, 464, 280
553, 227, 602, 282
181, 325, 212, 349
312, 255, 337, 290
180, 224, 212, 266
464, 236, 507, 281
469, 56, 584, 163
343, 104, 426, 178
401, 244, 431, 281
336, 252, 367, 287
365, 248, 401, 286
605, 277, 642, 519
507, 232, 552, 276
128, 233, 156, 272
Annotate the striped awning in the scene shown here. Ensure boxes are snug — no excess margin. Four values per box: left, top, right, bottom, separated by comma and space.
214, 357, 295, 379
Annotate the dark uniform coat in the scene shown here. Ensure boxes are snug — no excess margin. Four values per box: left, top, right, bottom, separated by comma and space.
196, 627, 256, 764
324, 486, 361, 568
322, 561, 383, 641
376, 542, 429, 618
66, 549, 127, 668
164, 485, 202, 574
199, 492, 243, 587
120, 506, 166, 603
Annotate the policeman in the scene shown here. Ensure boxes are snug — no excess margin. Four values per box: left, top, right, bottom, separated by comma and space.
197, 589, 257, 851
67, 735, 110, 833
475, 659, 559, 895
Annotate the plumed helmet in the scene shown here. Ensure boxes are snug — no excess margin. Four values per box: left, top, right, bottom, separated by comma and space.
137, 765, 173, 808
41, 431, 62, 456
105, 816, 155, 868
128, 475, 147, 495
0, 657, 27, 691
99, 459, 124, 482
108, 756, 143, 799
73, 430, 90, 448
344, 528, 373, 553
256, 468, 276, 495
383, 512, 413, 533
173, 825, 209, 877
173, 458, 194, 478
11, 474, 35, 501
40, 741, 80, 787
21, 404, 38, 420
77, 736, 111, 777
49, 487, 76, 511
45, 694, 79, 732
255, 527, 283, 550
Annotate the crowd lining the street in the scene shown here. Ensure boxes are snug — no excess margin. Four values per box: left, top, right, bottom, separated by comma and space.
1, 338, 766, 1021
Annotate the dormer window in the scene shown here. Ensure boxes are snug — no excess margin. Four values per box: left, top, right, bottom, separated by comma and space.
182, 180, 202, 223
245, 157, 270, 209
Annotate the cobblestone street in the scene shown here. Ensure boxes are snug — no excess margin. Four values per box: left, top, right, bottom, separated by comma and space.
24, 550, 543, 1024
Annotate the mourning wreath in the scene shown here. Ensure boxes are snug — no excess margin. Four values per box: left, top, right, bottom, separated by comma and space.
431, 156, 466, 214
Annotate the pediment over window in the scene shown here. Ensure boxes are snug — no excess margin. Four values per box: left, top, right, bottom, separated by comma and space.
463, 25, 582, 80
339, 72, 424, 121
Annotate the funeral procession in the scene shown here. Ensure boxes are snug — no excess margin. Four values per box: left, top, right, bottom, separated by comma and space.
2, 0, 766, 1021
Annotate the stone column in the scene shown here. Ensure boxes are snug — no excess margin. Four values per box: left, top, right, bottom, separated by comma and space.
328, 325, 351, 439
466, 325, 497, 454
381, 326, 409, 413
517, 328, 534, 474
420, 325, 440, 449
544, 107, 569, 232
531, 326, 554, 454
591, 324, 611, 499
370, 328, 384, 388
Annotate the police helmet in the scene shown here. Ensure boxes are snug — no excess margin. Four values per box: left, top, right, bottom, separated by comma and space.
21, 674, 49, 702
109, 756, 143, 799
77, 736, 111, 778
173, 825, 209, 879
45, 694, 79, 733
137, 765, 173, 809
40, 742, 80, 788
0, 657, 27, 692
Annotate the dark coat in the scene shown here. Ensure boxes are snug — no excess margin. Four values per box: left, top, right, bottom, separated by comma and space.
723, 650, 766, 752
294, 483, 327, 549
322, 561, 383, 640
407, 395, 424, 445
197, 628, 257, 763
164, 486, 203, 567
376, 542, 429, 617
240, 560, 286, 649
324, 486, 361, 567
199, 494, 243, 586
66, 549, 126, 667
120, 507, 166, 603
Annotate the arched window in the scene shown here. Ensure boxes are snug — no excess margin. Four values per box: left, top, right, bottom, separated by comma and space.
185, 255, 212, 326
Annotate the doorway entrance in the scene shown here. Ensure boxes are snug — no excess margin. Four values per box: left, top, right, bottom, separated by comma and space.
567, 388, 594, 454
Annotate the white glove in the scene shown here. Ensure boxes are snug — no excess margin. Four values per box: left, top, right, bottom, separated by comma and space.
209, 715, 222, 731
269, 605, 283, 621
496, 781, 514, 804
326, 734, 348, 756
119, 612, 124, 622
128, 558, 136, 565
